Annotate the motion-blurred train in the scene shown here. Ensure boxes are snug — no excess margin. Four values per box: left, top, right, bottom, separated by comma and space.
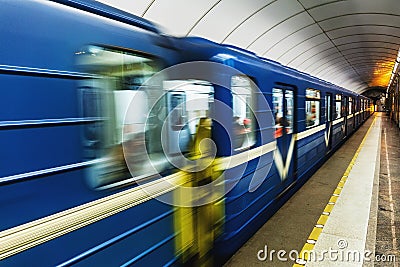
0, 1, 373, 266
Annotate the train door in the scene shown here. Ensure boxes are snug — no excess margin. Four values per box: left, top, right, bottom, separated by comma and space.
361, 99, 364, 121
343, 96, 348, 139
163, 79, 215, 159
325, 93, 333, 152
231, 75, 256, 151
165, 90, 191, 155
349, 97, 354, 131
272, 86, 295, 183
169, 80, 228, 266
355, 98, 359, 127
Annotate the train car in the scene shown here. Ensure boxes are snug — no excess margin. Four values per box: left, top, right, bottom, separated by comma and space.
0, 0, 188, 266
173, 36, 372, 264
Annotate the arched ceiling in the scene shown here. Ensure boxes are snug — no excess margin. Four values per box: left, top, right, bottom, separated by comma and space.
98, 0, 400, 94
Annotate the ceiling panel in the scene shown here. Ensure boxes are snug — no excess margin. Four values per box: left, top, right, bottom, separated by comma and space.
189, 0, 274, 43
321, 66, 354, 80
347, 56, 395, 64
327, 25, 400, 39
264, 24, 323, 63
313, 60, 355, 78
289, 47, 338, 69
144, 0, 221, 36
337, 41, 400, 52
318, 14, 400, 32
223, 0, 304, 48
333, 35, 400, 48
341, 47, 398, 56
312, 57, 349, 76
278, 35, 331, 66
307, 0, 400, 21
248, 12, 314, 55
343, 51, 398, 58
298, 0, 343, 10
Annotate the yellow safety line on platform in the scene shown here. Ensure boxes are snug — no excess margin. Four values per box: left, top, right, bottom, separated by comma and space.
293, 114, 377, 266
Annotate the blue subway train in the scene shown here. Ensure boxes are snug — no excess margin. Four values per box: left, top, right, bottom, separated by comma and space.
175, 37, 373, 264
0, 1, 373, 266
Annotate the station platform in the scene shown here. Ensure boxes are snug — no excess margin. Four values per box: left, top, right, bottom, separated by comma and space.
225, 113, 400, 266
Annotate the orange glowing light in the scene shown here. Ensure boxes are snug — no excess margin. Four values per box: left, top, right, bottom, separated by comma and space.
369, 61, 395, 87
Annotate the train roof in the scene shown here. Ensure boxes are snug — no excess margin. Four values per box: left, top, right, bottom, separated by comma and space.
50, 0, 160, 34
180, 37, 358, 96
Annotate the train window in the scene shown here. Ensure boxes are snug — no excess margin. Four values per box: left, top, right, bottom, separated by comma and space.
285, 90, 294, 134
273, 88, 284, 138
342, 96, 347, 117
77, 45, 169, 188
349, 97, 353, 114
163, 80, 214, 155
355, 98, 358, 113
335, 94, 342, 119
305, 88, 320, 128
273, 88, 293, 138
231, 75, 255, 150
326, 94, 332, 122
